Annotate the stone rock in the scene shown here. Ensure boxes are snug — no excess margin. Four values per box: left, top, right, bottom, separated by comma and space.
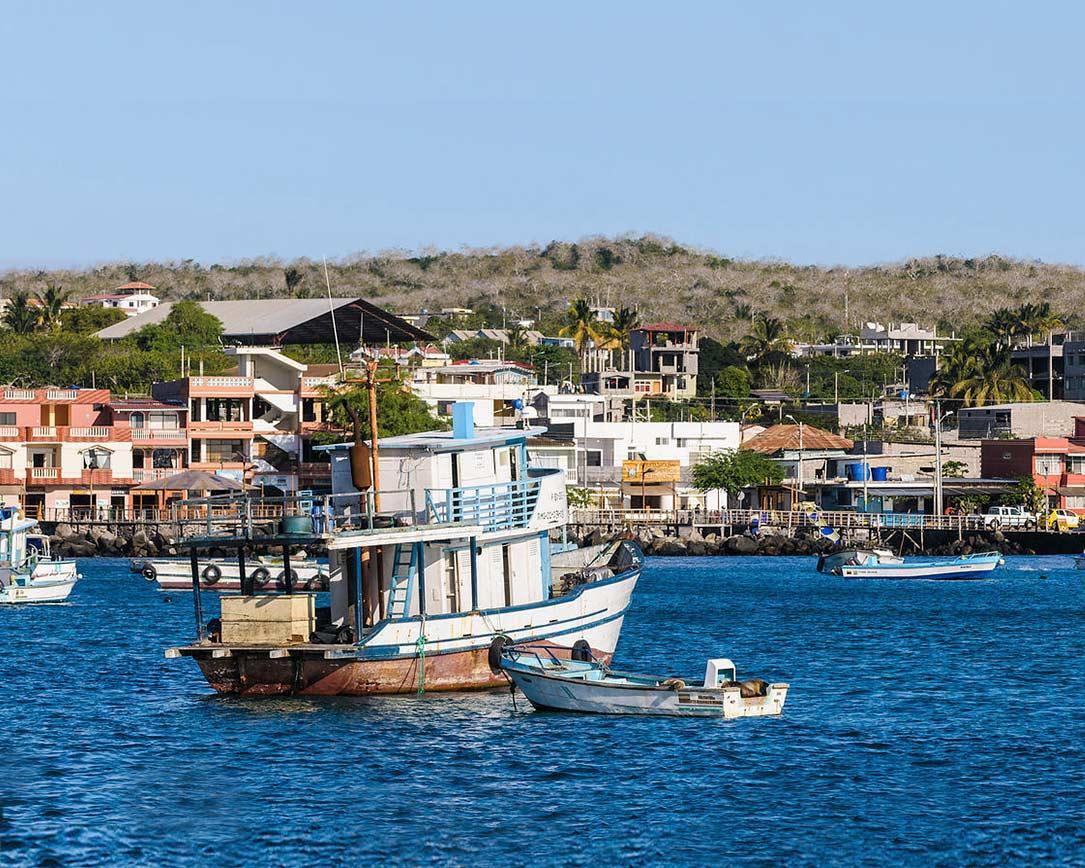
726, 535, 759, 555
685, 539, 708, 556
55, 523, 75, 539
655, 539, 688, 556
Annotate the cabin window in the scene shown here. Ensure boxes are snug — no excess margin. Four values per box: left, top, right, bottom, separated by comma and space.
444, 552, 460, 613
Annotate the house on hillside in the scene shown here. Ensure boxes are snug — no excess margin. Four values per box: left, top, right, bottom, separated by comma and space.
82, 281, 160, 317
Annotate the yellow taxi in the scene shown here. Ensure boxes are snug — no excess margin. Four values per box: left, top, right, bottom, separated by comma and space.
1045, 509, 1081, 532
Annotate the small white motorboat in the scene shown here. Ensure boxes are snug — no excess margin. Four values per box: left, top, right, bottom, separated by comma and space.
131, 554, 329, 591
0, 508, 80, 604
818, 548, 1002, 580
500, 646, 788, 718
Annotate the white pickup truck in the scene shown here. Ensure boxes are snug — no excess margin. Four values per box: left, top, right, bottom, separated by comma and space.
983, 505, 1037, 529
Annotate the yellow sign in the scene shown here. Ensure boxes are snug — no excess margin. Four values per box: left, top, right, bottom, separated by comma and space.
622, 460, 680, 484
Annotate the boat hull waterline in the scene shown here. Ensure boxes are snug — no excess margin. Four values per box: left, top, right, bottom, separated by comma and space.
181, 568, 638, 696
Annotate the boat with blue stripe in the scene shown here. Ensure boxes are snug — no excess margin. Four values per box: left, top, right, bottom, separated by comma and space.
817, 549, 1003, 580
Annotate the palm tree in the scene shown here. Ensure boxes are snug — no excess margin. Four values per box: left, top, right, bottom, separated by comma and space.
602, 306, 639, 371
984, 307, 1021, 348
3, 291, 40, 334
559, 299, 601, 371
733, 303, 753, 321
36, 283, 71, 330
740, 317, 791, 363
931, 337, 1033, 406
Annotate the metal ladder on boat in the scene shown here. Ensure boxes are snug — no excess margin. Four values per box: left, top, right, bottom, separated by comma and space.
386, 543, 418, 618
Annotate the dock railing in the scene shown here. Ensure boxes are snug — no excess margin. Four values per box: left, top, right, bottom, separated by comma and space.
569, 507, 1055, 534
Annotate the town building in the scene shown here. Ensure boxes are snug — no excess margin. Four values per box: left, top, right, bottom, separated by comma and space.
740, 423, 853, 510
630, 323, 699, 399
82, 281, 160, 317
410, 360, 550, 426
956, 401, 1085, 440
792, 322, 956, 359
980, 428, 1085, 512
527, 419, 740, 510
1009, 332, 1076, 399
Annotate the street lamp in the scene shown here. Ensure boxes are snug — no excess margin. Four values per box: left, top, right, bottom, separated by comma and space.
785, 413, 805, 508
834, 368, 850, 404
933, 401, 952, 516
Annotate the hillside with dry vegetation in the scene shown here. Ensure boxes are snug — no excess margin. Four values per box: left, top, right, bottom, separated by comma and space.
4, 237, 1083, 341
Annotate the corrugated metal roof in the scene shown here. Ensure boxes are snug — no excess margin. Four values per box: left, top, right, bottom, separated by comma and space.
742, 424, 853, 454
95, 298, 430, 345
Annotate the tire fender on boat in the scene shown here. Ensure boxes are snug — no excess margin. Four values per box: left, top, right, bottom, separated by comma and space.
304, 574, 324, 591
202, 564, 222, 586
251, 567, 270, 588
488, 635, 514, 673
141, 564, 157, 582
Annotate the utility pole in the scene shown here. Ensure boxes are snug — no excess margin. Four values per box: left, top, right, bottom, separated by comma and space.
934, 400, 944, 516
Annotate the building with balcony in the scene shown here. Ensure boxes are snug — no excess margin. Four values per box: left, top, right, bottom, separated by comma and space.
81, 281, 160, 317
410, 361, 553, 427
151, 347, 341, 492
630, 323, 699, 399
980, 428, 1085, 512
957, 401, 1085, 440
0, 387, 137, 515
793, 322, 957, 360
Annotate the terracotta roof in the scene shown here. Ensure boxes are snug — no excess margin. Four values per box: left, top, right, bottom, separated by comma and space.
637, 322, 693, 333
116, 281, 156, 291
742, 424, 853, 454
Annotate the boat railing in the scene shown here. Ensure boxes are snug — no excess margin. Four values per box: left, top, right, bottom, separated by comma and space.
424, 477, 542, 532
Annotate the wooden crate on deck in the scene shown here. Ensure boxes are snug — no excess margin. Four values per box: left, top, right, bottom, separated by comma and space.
220, 594, 316, 645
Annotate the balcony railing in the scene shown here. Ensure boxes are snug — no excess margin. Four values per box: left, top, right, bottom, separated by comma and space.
31, 426, 58, 439
425, 478, 541, 531
30, 467, 58, 479
189, 376, 253, 388
69, 426, 112, 439
0, 426, 20, 439
132, 428, 188, 442
46, 390, 79, 401
4, 389, 35, 400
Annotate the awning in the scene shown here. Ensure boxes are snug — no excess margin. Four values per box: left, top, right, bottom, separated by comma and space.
621, 483, 676, 496
1056, 486, 1085, 496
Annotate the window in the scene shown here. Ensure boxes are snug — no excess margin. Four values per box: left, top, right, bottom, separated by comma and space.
204, 439, 246, 462
585, 450, 602, 467
655, 437, 669, 446
0, 451, 11, 469
1065, 496, 1085, 508
1036, 455, 1063, 476
83, 447, 111, 470
444, 552, 460, 613
1070, 456, 1085, 474
0, 413, 15, 426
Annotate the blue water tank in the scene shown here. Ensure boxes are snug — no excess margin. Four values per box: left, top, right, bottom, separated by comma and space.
871, 466, 889, 481
845, 462, 868, 480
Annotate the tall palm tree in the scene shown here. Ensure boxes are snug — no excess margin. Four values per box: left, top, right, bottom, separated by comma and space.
931, 337, 1034, 406
3, 290, 40, 334
36, 283, 71, 330
603, 306, 639, 371
740, 316, 790, 363
559, 298, 601, 371
984, 307, 1021, 348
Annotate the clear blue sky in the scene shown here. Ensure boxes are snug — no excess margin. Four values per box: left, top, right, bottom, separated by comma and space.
2, 1, 1082, 268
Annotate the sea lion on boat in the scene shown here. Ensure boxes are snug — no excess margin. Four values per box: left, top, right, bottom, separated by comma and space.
661, 678, 686, 690
739, 678, 769, 698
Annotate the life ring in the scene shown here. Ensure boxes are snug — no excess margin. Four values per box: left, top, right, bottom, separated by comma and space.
251, 567, 270, 588
141, 564, 157, 582
202, 564, 222, 586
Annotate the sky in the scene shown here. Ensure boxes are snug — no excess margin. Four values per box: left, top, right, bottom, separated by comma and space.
2, 0, 1083, 268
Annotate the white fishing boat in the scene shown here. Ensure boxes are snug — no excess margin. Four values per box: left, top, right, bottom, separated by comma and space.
500, 646, 789, 718
167, 403, 643, 696
132, 555, 329, 591
818, 548, 1003, 580
0, 507, 81, 604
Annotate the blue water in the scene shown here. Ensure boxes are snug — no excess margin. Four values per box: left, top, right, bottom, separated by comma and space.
4, 556, 1085, 866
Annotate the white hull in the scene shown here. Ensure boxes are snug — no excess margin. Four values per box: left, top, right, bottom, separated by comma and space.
0, 561, 80, 604
840, 560, 998, 580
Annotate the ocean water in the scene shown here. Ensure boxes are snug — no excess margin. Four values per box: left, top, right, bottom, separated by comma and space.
3, 556, 1085, 866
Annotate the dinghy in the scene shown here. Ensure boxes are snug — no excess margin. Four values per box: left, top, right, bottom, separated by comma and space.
817, 548, 1002, 580
500, 645, 788, 718
0, 508, 80, 604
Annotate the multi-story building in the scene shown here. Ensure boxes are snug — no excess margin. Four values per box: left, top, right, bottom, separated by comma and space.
527, 419, 740, 509
630, 323, 699, 399
0, 387, 136, 515
410, 360, 551, 426
956, 401, 1085, 440
81, 281, 160, 317
152, 347, 338, 493
793, 322, 956, 359
981, 426, 1085, 513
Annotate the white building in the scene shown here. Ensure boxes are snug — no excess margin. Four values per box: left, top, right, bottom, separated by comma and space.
82, 281, 160, 317
528, 419, 742, 510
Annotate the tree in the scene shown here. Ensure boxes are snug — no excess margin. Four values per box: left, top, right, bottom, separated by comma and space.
740, 317, 791, 364
1003, 476, 1047, 513
691, 449, 784, 495
984, 307, 1021, 348
133, 299, 224, 352
566, 486, 593, 508
60, 305, 127, 334
714, 365, 752, 399
3, 291, 40, 334
606, 306, 639, 370
284, 266, 306, 297
942, 460, 967, 478
319, 380, 445, 442
36, 283, 72, 329
559, 299, 601, 369
930, 337, 1034, 406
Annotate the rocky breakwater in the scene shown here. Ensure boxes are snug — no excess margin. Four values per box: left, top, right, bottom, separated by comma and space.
48, 523, 184, 559
577, 527, 838, 557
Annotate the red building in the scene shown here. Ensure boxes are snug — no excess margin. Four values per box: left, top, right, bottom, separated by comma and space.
981, 425, 1085, 513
